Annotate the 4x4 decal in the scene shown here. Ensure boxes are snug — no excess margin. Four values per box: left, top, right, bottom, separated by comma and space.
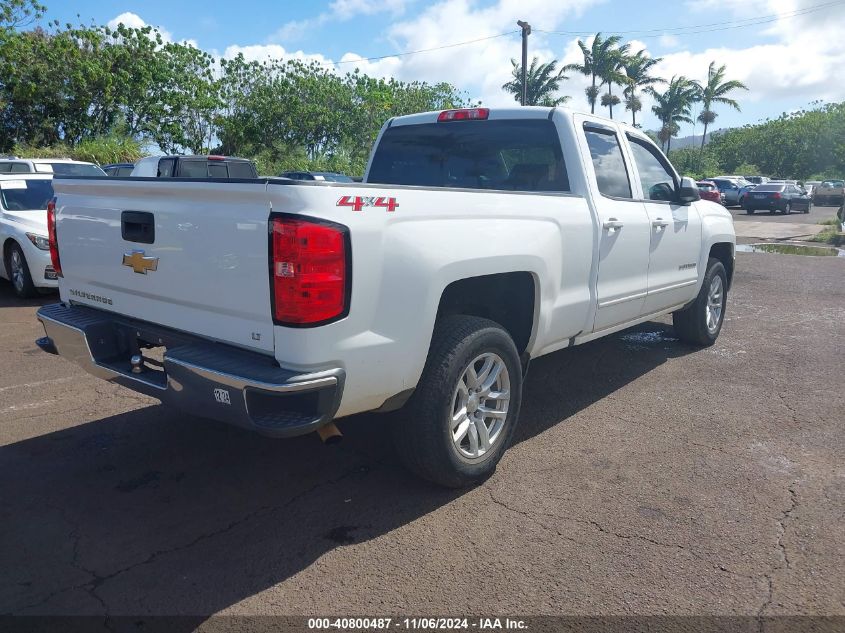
336, 195, 399, 212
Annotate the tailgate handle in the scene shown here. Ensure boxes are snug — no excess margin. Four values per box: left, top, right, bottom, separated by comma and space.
121, 211, 155, 244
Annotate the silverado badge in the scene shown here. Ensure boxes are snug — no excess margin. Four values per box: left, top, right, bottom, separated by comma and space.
122, 250, 159, 274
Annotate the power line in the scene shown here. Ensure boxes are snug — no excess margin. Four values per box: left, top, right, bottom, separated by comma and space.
534, 0, 844, 38
331, 0, 844, 66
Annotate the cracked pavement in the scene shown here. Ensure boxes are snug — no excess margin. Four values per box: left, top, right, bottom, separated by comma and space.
0, 246, 843, 622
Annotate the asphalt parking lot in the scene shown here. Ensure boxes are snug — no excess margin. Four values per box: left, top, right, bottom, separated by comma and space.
1, 246, 843, 623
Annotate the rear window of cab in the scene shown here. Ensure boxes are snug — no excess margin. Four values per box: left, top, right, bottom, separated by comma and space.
367, 119, 570, 193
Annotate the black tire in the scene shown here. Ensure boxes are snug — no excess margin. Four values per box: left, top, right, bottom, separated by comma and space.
392, 315, 523, 488
5, 242, 38, 298
746, 207, 755, 215
672, 258, 727, 347
783, 202, 791, 215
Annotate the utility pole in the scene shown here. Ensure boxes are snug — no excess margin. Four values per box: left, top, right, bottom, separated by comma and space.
517, 20, 531, 106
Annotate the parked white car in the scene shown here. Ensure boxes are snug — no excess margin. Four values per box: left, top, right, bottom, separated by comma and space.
38, 107, 735, 487
0, 174, 58, 297
0, 158, 105, 177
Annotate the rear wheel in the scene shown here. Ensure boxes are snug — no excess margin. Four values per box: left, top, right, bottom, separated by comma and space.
746, 207, 755, 215
673, 258, 727, 347
784, 202, 791, 215
6, 243, 37, 299
392, 315, 523, 488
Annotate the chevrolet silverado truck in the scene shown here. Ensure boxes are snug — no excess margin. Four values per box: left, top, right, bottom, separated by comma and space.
36, 107, 735, 487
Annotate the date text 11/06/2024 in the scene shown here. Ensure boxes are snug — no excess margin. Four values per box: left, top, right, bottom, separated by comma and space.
307, 617, 528, 630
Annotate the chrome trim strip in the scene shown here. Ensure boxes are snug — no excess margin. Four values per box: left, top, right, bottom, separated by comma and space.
38, 312, 167, 391
647, 279, 697, 296
164, 355, 340, 393
598, 291, 647, 308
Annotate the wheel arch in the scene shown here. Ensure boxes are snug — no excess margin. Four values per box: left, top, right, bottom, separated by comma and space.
435, 271, 539, 361
709, 242, 734, 290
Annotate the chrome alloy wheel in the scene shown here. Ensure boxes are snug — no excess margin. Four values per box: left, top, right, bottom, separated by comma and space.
450, 353, 510, 460
706, 275, 724, 334
10, 248, 25, 293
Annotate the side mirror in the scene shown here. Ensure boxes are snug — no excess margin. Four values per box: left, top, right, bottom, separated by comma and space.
677, 176, 700, 205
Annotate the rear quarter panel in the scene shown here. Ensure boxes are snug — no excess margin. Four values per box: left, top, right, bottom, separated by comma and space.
267, 181, 595, 417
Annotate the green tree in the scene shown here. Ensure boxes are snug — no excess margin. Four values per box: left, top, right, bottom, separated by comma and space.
648, 76, 700, 152
153, 42, 222, 153
622, 49, 663, 127
697, 61, 747, 149
0, 0, 45, 29
597, 42, 629, 120
564, 33, 624, 114
502, 56, 570, 106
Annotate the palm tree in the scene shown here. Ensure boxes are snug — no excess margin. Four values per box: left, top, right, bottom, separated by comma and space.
622, 49, 664, 127
597, 43, 629, 120
698, 61, 747, 149
647, 76, 700, 152
564, 33, 624, 114
502, 57, 570, 107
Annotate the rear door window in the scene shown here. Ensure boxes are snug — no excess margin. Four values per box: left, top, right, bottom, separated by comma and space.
208, 162, 228, 178
368, 119, 569, 192
177, 160, 208, 178
158, 158, 176, 177
583, 127, 632, 199
10, 163, 31, 173
227, 161, 256, 179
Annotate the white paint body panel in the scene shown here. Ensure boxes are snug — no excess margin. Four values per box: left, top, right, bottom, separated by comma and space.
51, 107, 735, 419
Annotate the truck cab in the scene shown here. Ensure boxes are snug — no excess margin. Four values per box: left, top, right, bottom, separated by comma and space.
130, 155, 258, 179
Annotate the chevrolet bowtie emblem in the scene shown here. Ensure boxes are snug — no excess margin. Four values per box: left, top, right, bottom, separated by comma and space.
122, 250, 159, 274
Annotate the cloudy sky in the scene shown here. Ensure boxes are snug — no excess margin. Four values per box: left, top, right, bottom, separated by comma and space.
48, 0, 845, 136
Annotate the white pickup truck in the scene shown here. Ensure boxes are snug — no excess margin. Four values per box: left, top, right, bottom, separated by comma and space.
37, 107, 735, 487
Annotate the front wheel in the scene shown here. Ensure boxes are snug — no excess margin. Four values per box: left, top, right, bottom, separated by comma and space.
673, 258, 728, 347
6, 242, 38, 299
392, 315, 523, 488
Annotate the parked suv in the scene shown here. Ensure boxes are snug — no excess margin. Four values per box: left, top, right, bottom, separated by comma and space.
0, 158, 105, 177
812, 180, 845, 206
131, 155, 258, 179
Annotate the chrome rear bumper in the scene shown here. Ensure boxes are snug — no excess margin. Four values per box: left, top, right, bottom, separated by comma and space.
36, 303, 344, 438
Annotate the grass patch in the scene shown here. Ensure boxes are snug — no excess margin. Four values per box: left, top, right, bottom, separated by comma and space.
817, 217, 840, 226
809, 226, 845, 246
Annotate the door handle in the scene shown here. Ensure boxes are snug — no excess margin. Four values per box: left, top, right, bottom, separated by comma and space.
603, 218, 624, 231
652, 218, 669, 229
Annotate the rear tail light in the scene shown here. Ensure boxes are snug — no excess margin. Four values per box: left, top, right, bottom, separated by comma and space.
271, 216, 349, 326
437, 108, 489, 122
772, 192, 782, 199
46, 197, 62, 278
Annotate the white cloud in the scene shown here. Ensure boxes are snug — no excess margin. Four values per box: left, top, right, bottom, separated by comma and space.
222, 44, 336, 70
106, 12, 200, 48
359, 0, 604, 106
273, 0, 409, 42
107, 12, 173, 43
657, 0, 845, 105
658, 34, 680, 49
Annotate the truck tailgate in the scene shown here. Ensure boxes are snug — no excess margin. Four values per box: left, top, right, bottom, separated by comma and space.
52, 178, 275, 353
